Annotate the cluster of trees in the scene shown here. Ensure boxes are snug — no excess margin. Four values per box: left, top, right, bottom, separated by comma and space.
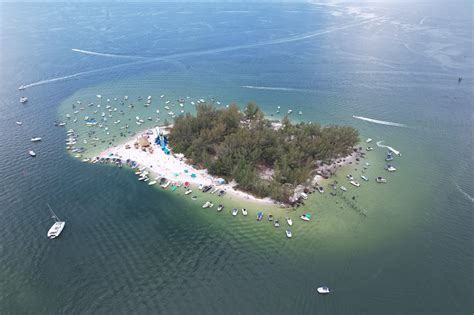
169, 103, 359, 202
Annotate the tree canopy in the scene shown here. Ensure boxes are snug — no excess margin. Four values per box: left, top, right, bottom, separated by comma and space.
169, 103, 359, 203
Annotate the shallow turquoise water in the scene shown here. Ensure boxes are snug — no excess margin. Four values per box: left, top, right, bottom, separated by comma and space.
0, 2, 472, 314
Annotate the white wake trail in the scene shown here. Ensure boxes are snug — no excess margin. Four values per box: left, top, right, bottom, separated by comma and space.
241, 85, 307, 92
455, 183, 474, 203
71, 48, 152, 60
376, 141, 402, 156
352, 115, 407, 128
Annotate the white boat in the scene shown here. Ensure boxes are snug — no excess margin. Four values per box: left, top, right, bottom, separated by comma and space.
16, 121, 23, 126
242, 208, 248, 216
385, 165, 397, 172
148, 181, 157, 186
20, 97, 28, 103
185, 189, 193, 195
361, 175, 369, 181
96, 94, 102, 98
274, 220, 280, 227
350, 180, 360, 187
286, 217, 293, 226
340, 186, 347, 192
286, 229, 292, 238
288, 109, 293, 114
47, 204, 65, 239
376, 176, 387, 183
232, 208, 239, 216
346, 174, 354, 180
202, 201, 212, 209
31, 137, 42, 142
210, 187, 219, 194
18, 85, 26, 90
300, 214, 311, 222
198, 184, 203, 190
217, 205, 224, 212
366, 138, 372, 143
28, 150, 36, 157
161, 181, 171, 188
317, 287, 330, 294
160, 94, 165, 98
317, 186, 324, 193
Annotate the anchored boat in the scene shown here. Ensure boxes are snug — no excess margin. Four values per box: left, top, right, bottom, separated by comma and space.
47, 204, 65, 239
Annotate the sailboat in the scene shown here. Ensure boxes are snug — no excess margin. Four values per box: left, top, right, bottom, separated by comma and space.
46, 204, 65, 239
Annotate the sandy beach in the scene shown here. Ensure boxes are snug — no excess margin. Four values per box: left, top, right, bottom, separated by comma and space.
97, 127, 276, 204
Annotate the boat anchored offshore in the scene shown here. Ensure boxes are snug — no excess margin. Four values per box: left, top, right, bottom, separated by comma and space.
317, 287, 330, 294
300, 213, 311, 221
31, 137, 42, 142
46, 204, 65, 239
350, 180, 360, 187
286, 217, 293, 226
232, 208, 239, 216
28, 150, 36, 157
241, 208, 248, 216
376, 176, 387, 183
385, 165, 397, 172
286, 229, 292, 238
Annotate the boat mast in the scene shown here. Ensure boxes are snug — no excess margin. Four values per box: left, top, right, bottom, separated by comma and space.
47, 204, 60, 222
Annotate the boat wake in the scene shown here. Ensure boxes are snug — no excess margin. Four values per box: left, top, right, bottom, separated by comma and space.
352, 115, 407, 128
376, 141, 401, 156
455, 183, 474, 203
22, 18, 376, 89
71, 48, 152, 60
241, 85, 307, 92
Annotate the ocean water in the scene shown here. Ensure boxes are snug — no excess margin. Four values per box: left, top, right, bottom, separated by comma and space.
0, 2, 473, 314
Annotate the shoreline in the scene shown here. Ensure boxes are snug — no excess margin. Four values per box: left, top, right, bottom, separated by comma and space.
93, 126, 360, 205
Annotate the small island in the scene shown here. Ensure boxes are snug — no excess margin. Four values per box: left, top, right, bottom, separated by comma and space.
169, 103, 359, 203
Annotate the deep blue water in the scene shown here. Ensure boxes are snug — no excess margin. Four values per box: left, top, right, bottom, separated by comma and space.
0, 2, 472, 314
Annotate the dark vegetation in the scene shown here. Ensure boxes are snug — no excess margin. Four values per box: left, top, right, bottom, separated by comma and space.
169, 103, 359, 202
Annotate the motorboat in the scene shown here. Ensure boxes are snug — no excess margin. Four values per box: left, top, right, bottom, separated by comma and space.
340, 186, 347, 192
317, 287, 330, 294
191, 196, 197, 200
161, 181, 171, 188
366, 146, 374, 151
241, 208, 248, 216
202, 201, 212, 209
18, 85, 26, 90
210, 187, 219, 194
31, 137, 42, 142
16, 121, 23, 126
286, 217, 293, 226
257, 212, 263, 221
268, 214, 273, 221
232, 208, 239, 216
198, 184, 203, 190
274, 220, 280, 228
350, 180, 360, 187
361, 175, 369, 181
20, 97, 28, 103
29, 150, 36, 157
46, 204, 65, 239
376, 176, 387, 183
286, 229, 292, 238
385, 153, 394, 161
185, 189, 193, 195
300, 213, 311, 221
346, 174, 354, 180
148, 181, 157, 185
366, 138, 372, 143
202, 185, 212, 193
217, 204, 224, 212
385, 165, 397, 172
317, 186, 324, 193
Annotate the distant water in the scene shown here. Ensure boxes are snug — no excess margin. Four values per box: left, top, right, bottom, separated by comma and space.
0, 2, 473, 314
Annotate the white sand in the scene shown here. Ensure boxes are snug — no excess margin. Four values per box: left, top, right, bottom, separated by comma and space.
97, 127, 275, 205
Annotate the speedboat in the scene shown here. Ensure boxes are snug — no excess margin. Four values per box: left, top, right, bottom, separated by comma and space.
18, 85, 26, 90
350, 180, 360, 187
46, 204, 65, 239
366, 138, 372, 143
202, 185, 212, 193
161, 181, 171, 188
210, 187, 219, 194
346, 174, 354, 180
31, 137, 42, 142
340, 186, 347, 192
20, 97, 28, 103
286, 229, 292, 238
232, 208, 239, 216
361, 175, 368, 181
185, 189, 193, 195
28, 150, 36, 157
257, 212, 263, 221
191, 196, 197, 200
385, 153, 394, 161
366, 146, 374, 151
217, 204, 224, 212
148, 181, 157, 185
202, 201, 212, 209
317, 287, 330, 294
317, 186, 324, 193
274, 220, 280, 227
376, 176, 387, 183
385, 165, 397, 172
16, 121, 23, 126
268, 214, 273, 221
198, 184, 203, 190
286, 217, 293, 226
241, 208, 248, 216
300, 213, 311, 221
